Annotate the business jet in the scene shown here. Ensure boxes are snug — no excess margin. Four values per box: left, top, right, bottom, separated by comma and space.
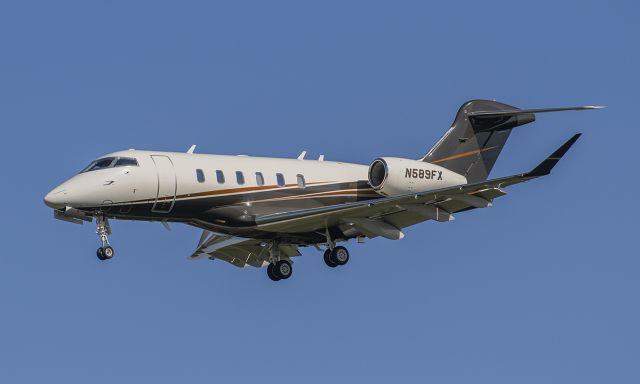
44, 100, 602, 281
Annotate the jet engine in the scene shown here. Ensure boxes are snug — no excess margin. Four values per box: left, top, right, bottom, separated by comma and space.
368, 157, 467, 196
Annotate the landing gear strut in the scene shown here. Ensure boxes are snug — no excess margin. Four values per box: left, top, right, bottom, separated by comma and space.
324, 246, 349, 267
267, 259, 292, 281
96, 215, 114, 261
265, 242, 293, 281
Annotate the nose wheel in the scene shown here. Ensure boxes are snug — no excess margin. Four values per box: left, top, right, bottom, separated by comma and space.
95, 215, 115, 261
97, 245, 115, 260
324, 246, 349, 267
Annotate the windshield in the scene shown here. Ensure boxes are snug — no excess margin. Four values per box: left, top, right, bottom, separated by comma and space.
81, 157, 138, 173
114, 157, 138, 167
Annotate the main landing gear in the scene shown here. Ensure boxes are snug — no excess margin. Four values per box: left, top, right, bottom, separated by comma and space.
265, 242, 294, 281
324, 246, 350, 268
95, 215, 115, 261
267, 259, 293, 281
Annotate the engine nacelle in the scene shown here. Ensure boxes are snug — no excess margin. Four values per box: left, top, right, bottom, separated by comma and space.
368, 157, 467, 196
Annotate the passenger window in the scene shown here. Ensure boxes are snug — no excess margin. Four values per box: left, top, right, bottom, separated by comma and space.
276, 173, 285, 187
196, 169, 205, 183
255, 172, 265, 186
216, 170, 225, 184
297, 174, 306, 188
236, 171, 245, 185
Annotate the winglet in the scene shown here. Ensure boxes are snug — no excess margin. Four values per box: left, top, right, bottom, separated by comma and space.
526, 133, 582, 177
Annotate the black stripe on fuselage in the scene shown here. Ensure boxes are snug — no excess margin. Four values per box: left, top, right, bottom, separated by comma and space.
84, 180, 381, 227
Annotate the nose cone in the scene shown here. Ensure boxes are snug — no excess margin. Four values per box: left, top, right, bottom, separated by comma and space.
44, 188, 67, 209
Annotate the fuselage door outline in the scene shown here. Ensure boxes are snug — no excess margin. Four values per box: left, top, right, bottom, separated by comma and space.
151, 155, 177, 213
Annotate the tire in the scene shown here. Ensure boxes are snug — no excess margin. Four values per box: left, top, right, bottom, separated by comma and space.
324, 249, 338, 268
267, 263, 281, 281
96, 247, 106, 261
275, 260, 292, 279
332, 246, 349, 266
102, 246, 115, 259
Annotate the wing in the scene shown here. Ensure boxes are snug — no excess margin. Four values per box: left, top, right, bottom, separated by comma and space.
190, 231, 301, 268
254, 134, 581, 238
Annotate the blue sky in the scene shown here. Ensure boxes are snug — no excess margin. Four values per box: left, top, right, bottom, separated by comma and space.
1, 1, 638, 382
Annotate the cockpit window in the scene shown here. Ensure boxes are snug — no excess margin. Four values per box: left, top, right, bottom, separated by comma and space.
114, 157, 139, 167
82, 157, 117, 172
81, 156, 138, 173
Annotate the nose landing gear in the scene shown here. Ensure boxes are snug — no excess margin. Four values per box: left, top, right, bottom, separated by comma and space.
96, 216, 114, 261
97, 245, 114, 260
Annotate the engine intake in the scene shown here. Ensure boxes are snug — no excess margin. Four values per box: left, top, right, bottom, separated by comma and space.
368, 159, 388, 189
367, 157, 467, 196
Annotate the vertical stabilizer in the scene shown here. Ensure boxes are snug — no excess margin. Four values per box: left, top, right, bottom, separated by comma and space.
421, 100, 535, 182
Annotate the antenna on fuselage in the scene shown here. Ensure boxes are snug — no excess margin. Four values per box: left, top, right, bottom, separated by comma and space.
187, 145, 196, 154
160, 220, 171, 231
318, 154, 325, 161
297, 151, 307, 160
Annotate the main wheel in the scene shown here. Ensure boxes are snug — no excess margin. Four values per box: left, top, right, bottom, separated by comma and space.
96, 247, 106, 261
102, 246, 115, 259
323, 249, 338, 267
332, 246, 349, 266
267, 263, 281, 281
275, 260, 292, 280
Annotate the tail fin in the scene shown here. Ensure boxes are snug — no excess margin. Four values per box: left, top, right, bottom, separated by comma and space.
421, 100, 602, 183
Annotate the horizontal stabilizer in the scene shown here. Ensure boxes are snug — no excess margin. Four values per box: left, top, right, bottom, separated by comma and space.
526, 133, 582, 177
467, 105, 605, 117
422, 100, 601, 182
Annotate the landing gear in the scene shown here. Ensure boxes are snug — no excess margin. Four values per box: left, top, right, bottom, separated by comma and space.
96, 245, 115, 260
95, 215, 114, 261
267, 259, 293, 281
333, 246, 349, 265
267, 263, 280, 281
324, 246, 349, 267
324, 249, 338, 267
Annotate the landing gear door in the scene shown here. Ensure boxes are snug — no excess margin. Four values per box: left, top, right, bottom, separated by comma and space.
151, 155, 177, 213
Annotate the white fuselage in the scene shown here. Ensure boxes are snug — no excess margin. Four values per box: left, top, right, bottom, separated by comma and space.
41, 99, 594, 280
44, 149, 466, 238
45, 150, 370, 218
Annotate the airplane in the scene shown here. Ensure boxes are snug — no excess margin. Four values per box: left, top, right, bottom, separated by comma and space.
44, 100, 603, 281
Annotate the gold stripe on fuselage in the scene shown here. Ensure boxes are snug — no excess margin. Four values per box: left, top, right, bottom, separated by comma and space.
431, 145, 500, 164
